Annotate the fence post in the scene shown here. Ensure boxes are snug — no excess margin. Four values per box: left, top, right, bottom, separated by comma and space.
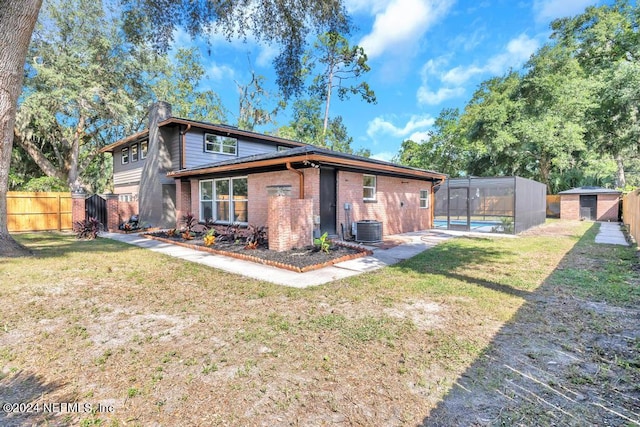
71, 191, 86, 231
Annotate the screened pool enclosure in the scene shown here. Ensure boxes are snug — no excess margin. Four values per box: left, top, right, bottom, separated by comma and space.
434, 176, 546, 234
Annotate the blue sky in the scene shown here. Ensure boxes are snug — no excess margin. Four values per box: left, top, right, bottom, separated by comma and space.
172, 0, 611, 162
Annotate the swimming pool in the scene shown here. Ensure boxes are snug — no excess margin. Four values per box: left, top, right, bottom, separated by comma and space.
433, 219, 501, 230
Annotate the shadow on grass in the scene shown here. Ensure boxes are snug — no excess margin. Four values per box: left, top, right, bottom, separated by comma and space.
421, 222, 640, 425
394, 236, 530, 299
0, 371, 70, 426
10, 232, 138, 259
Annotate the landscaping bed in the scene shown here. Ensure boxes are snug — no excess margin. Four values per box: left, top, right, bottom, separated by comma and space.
143, 230, 371, 272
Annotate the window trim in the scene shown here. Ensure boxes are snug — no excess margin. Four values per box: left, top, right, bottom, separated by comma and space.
363, 174, 377, 201
121, 147, 129, 165
199, 177, 248, 223
420, 189, 430, 209
140, 141, 148, 159
204, 133, 238, 156
131, 143, 139, 162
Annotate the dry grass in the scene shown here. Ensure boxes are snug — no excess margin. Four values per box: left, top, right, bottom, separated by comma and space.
0, 221, 638, 426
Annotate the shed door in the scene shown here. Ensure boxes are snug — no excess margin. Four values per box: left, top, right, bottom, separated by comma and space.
320, 167, 337, 235
579, 195, 597, 220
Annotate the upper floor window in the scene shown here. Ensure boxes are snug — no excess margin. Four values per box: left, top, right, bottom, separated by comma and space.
363, 174, 376, 201
121, 147, 129, 164
420, 189, 430, 208
131, 144, 139, 162
140, 141, 148, 159
204, 133, 237, 156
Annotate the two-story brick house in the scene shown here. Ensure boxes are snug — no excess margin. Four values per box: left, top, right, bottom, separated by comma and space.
101, 102, 446, 250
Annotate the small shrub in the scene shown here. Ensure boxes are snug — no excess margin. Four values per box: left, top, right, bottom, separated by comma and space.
313, 232, 331, 253
166, 228, 178, 237
218, 223, 240, 242
75, 217, 100, 240
203, 234, 216, 246
245, 224, 268, 248
182, 213, 197, 234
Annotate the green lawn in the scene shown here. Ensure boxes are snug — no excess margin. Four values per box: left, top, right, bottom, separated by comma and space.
0, 221, 638, 426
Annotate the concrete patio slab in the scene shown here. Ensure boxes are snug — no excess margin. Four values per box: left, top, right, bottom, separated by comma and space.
595, 222, 629, 246
102, 230, 456, 287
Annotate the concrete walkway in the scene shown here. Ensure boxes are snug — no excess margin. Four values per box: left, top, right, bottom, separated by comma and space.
102, 231, 456, 287
595, 222, 629, 246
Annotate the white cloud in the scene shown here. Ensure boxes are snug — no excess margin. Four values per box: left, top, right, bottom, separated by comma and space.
533, 0, 599, 23
358, 0, 454, 59
366, 114, 435, 139
408, 131, 431, 143
417, 34, 539, 105
370, 151, 396, 161
417, 85, 465, 105
208, 63, 235, 81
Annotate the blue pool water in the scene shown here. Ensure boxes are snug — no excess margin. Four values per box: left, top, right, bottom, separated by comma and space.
434, 219, 500, 230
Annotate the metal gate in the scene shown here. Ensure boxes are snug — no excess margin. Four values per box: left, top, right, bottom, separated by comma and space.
86, 194, 107, 228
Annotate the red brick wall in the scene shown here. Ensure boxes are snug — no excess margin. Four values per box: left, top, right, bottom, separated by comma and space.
560, 195, 580, 220
336, 171, 433, 236
248, 167, 319, 227
267, 195, 313, 251
190, 178, 200, 222
597, 194, 620, 221
71, 193, 86, 230
118, 201, 138, 224
175, 180, 192, 227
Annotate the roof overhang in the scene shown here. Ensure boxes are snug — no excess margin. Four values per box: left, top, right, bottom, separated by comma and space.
100, 129, 149, 153
167, 152, 446, 182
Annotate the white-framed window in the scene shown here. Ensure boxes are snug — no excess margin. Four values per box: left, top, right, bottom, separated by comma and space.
363, 174, 376, 201
131, 143, 139, 162
200, 177, 248, 223
121, 147, 129, 164
140, 141, 148, 159
420, 189, 430, 208
204, 133, 237, 155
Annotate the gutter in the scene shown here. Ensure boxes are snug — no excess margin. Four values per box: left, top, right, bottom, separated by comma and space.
286, 162, 304, 199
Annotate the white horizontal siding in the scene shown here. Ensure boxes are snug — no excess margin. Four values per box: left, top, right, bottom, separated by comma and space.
114, 167, 142, 185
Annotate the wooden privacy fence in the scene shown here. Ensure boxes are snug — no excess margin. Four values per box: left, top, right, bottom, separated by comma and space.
7, 192, 72, 232
622, 189, 640, 245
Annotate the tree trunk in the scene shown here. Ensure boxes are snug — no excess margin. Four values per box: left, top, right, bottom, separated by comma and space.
615, 153, 626, 189
322, 69, 333, 145
0, 0, 42, 256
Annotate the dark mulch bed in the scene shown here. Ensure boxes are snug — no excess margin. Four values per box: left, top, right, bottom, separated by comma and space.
143, 231, 370, 273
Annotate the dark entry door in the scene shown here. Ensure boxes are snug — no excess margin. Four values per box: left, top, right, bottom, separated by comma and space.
320, 167, 337, 235
580, 195, 597, 220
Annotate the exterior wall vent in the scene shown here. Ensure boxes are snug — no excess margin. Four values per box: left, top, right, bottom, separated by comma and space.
355, 220, 382, 243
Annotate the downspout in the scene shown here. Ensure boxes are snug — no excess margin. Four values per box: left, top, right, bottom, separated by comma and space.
286, 162, 304, 199
180, 124, 191, 170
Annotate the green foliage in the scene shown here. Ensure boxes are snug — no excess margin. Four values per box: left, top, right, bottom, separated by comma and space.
152, 48, 227, 123
313, 232, 331, 253
23, 176, 68, 192
395, 1, 640, 191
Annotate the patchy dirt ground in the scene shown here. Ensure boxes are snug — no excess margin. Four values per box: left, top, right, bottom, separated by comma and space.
426, 221, 640, 426
0, 222, 638, 426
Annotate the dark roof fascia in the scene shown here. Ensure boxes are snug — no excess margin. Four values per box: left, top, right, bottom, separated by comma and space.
167, 146, 446, 182
558, 187, 622, 195
158, 117, 307, 148
100, 129, 149, 153
100, 117, 308, 153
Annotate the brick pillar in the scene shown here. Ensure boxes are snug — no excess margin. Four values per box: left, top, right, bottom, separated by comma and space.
176, 179, 192, 228
267, 185, 292, 252
105, 194, 120, 232
71, 192, 86, 230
